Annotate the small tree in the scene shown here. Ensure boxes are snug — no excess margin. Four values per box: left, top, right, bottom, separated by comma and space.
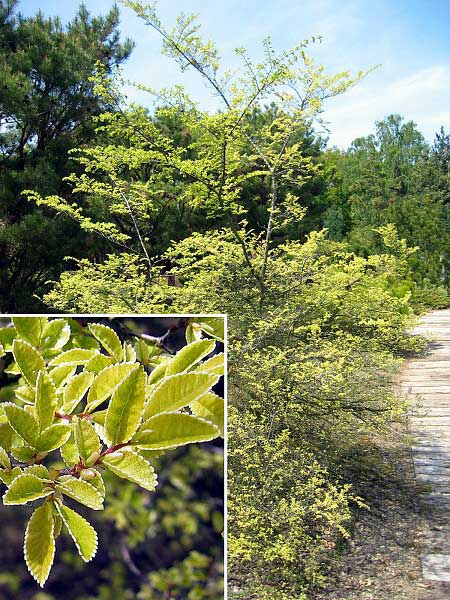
27, 1, 366, 307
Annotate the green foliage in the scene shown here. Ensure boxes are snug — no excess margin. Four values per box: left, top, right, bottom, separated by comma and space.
11, 2, 448, 597
0, 1, 133, 311
321, 115, 450, 291
0, 317, 224, 588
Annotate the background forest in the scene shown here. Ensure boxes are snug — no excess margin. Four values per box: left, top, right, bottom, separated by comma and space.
0, 0, 449, 598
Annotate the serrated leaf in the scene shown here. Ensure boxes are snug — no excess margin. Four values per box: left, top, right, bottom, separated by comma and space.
36, 423, 71, 453
35, 371, 57, 431
195, 352, 224, 375
0, 447, 10, 469
62, 371, 94, 414
55, 476, 103, 510
12, 317, 47, 347
48, 364, 77, 389
24, 501, 55, 587
40, 319, 71, 352
81, 470, 105, 498
105, 366, 145, 445
60, 432, 78, 467
85, 354, 114, 374
0, 466, 22, 486
166, 340, 215, 376
133, 412, 220, 450
144, 372, 219, 420
56, 503, 98, 562
10, 445, 35, 462
86, 362, 137, 412
12, 339, 45, 387
190, 392, 224, 435
3, 473, 53, 505
74, 419, 100, 463
88, 323, 123, 362
49, 348, 98, 367
4, 404, 39, 447
102, 449, 157, 491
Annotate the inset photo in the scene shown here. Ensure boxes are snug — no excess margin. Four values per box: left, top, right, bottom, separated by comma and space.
0, 315, 225, 599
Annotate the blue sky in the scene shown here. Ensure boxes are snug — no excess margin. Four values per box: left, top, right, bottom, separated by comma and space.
19, 0, 450, 148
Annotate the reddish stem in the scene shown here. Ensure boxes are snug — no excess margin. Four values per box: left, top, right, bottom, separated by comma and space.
94, 443, 129, 465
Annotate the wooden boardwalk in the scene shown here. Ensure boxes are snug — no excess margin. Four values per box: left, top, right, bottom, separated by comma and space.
402, 309, 450, 583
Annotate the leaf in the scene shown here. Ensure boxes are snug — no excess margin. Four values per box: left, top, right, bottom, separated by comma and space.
0, 422, 14, 451
55, 476, 103, 510
144, 372, 219, 420
36, 423, 71, 453
12, 317, 47, 347
123, 342, 136, 362
195, 352, 224, 375
0, 447, 10, 469
102, 449, 158, 491
22, 465, 51, 480
0, 466, 21, 486
148, 362, 168, 386
0, 341, 4, 358
105, 366, 145, 445
166, 339, 216, 376
12, 339, 45, 386
48, 364, 76, 389
35, 371, 57, 431
15, 384, 36, 405
185, 322, 202, 343
190, 392, 224, 435
81, 470, 105, 498
0, 326, 16, 352
195, 317, 225, 341
40, 319, 71, 352
53, 513, 62, 538
60, 432, 78, 467
49, 348, 98, 367
86, 362, 137, 412
90, 410, 106, 426
3, 474, 53, 505
10, 445, 35, 462
133, 412, 220, 450
62, 371, 94, 414
4, 404, 39, 447
74, 418, 100, 463
24, 501, 55, 587
85, 354, 114, 374
56, 503, 98, 562
88, 323, 123, 362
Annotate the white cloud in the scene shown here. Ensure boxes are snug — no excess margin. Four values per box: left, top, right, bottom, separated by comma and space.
324, 65, 450, 147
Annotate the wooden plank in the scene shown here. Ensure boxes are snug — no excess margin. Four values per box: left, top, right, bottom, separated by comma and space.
411, 418, 450, 425
405, 311, 450, 581
414, 465, 450, 474
422, 554, 450, 582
